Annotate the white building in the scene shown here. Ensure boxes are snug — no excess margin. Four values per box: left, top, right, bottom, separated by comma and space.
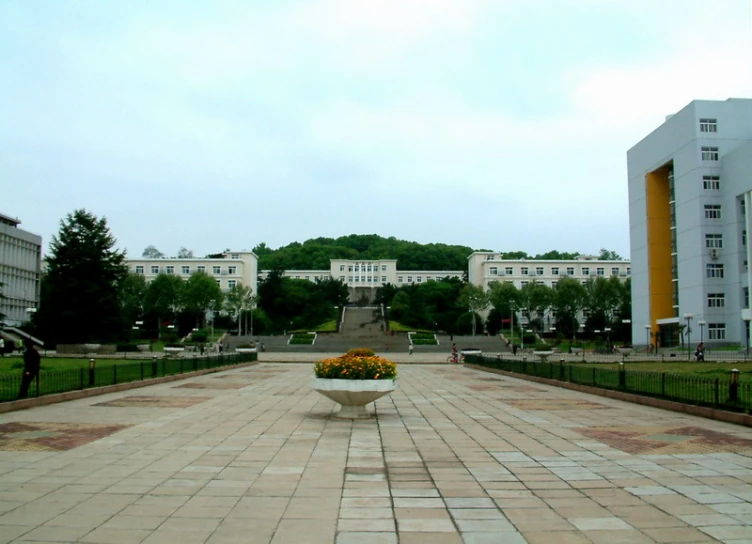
0, 213, 42, 326
125, 251, 258, 294
627, 98, 752, 347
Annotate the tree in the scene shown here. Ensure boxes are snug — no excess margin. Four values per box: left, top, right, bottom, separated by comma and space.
519, 282, 553, 332
459, 284, 490, 337
552, 277, 588, 340
225, 283, 254, 335
142, 245, 165, 258
143, 274, 184, 337
583, 277, 622, 332
177, 247, 194, 258
40, 209, 128, 343
489, 281, 521, 335
183, 271, 223, 328
598, 248, 623, 261
120, 273, 147, 338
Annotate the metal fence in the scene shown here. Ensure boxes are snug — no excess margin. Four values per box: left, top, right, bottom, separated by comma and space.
0, 352, 258, 404
465, 354, 752, 413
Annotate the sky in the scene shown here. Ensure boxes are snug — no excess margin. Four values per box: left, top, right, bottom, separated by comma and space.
3, 0, 752, 260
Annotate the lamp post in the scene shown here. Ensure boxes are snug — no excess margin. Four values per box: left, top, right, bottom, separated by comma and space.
684, 313, 693, 360
697, 320, 706, 344
644, 324, 651, 353
744, 316, 752, 359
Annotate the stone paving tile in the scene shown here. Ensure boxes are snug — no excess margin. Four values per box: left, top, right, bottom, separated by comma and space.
2, 362, 752, 544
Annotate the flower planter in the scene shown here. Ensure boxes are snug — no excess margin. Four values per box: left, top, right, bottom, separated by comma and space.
163, 347, 184, 355
571, 347, 583, 354
618, 348, 633, 357
83, 343, 101, 353
532, 350, 554, 363
311, 378, 397, 419
136, 344, 150, 352
236, 348, 256, 354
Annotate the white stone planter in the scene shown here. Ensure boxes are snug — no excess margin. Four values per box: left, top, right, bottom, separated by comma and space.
532, 350, 554, 362
136, 344, 150, 352
83, 343, 101, 353
618, 348, 633, 357
236, 348, 257, 353
571, 347, 583, 354
311, 378, 397, 419
163, 347, 184, 355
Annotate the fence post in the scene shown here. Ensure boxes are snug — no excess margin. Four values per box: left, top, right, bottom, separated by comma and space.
559, 358, 564, 380
715, 378, 720, 406
618, 362, 626, 389
729, 369, 740, 402
80, 368, 84, 390
661, 372, 666, 397
89, 358, 96, 387
152, 356, 158, 378
113, 364, 117, 385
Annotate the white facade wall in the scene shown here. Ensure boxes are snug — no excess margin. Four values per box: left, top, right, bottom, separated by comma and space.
627, 98, 752, 345
0, 214, 42, 326
125, 251, 258, 294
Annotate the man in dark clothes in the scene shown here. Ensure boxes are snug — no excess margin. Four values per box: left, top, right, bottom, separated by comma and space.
19, 339, 40, 399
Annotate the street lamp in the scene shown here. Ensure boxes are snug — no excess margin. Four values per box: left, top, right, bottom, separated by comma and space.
697, 320, 706, 344
744, 315, 752, 358
644, 324, 651, 352
684, 313, 693, 360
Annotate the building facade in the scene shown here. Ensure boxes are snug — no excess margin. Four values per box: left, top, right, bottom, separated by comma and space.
125, 251, 258, 294
0, 213, 42, 326
627, 98, 752, 347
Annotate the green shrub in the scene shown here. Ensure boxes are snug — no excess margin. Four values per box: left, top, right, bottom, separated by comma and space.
116, 343, 140, 352
412, 338, 438, 345
190, 331, 208, 343
522, 333, 537, 345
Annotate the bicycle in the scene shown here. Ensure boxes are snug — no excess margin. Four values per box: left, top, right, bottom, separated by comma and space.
446, 353, 464, 364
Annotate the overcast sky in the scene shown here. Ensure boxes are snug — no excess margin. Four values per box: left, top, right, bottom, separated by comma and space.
3, 0, 751, 259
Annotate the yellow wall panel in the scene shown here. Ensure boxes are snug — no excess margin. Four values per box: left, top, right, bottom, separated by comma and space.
646, 169, 673, 339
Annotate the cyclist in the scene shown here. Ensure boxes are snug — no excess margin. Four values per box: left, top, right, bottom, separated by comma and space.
450, 344, 459, 363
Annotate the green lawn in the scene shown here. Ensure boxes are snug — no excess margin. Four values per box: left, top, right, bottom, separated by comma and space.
0, 356, 159, 374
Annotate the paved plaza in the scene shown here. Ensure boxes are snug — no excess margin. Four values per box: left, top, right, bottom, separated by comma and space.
2, 357, 752, 543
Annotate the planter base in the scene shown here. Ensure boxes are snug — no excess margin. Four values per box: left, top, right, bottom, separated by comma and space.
311, 378, 397, 419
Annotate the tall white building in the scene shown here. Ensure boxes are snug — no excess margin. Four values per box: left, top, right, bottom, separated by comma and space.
0, 213, 42, 326
627, 98, 752, 347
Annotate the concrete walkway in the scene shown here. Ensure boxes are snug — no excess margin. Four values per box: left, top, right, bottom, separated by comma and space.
1, 361, 752, 543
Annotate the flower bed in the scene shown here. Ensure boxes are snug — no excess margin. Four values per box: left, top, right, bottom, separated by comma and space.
313, 348, 397, 380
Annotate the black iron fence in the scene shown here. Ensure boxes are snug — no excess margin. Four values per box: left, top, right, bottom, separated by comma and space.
0, 352, 257, 404
465, 354, 752, 413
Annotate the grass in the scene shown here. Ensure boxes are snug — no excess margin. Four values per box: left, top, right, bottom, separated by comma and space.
569, 359, 752, 377
310, 320, 338, 333
0, 356, 159, 374
388, 321, 433, 333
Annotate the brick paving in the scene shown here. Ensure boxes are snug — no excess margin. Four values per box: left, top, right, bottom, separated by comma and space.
1, 360, 752, 543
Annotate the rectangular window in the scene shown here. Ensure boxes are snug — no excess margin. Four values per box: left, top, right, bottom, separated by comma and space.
582, 267, 590, 276
536, 267, 544, 275
521, 267, 528, 275
381, 265, 386, 271
340, 265, 345, 271
228, 280, 237, 288
305, 276, 310, 280
567, 267, 574, 276
398, 276, 403, 282
707, 293, 725, 308
181, 266, 190, 274
231, 254, 239, 259
505, 267, 513, 275
381, 276, 386, 282
703, 175, 720, 190
354, 266, 360, 272
626, 267, 631, 275
215, 279, 221, 287
611, 267, 619, 276
596, 267, 605, 276
490, 267, 498, 275
705, 234, 723, 248
521, 281, 529, 287
197, 265, 206, 273
551, 281, 557, 288
348, 265, 353, 272
228, 266, 236, 274
166, 266, 174, 275
151, 266, 159, 274
701, 146, 719, 161
135, 266, 144, 275
340, 276, 345, 281
706, 263, 724, 278
348, 276, 353, 282
212, 266, 221, 274
708, 323, 726, 340
552, 267, 559, 275
704, 205, 721, 219
699, 118, 718, 133
416, 276, 422, 283
407, 276, 413, 283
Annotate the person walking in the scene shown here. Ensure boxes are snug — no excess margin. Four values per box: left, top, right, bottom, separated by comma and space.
0, 337, 4, 357
19, 339, 40, 399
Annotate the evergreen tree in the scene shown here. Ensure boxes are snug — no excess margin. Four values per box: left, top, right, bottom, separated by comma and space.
41, 209, 128, 343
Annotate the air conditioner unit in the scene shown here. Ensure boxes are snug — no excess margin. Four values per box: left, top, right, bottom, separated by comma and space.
710, 248, 720, 259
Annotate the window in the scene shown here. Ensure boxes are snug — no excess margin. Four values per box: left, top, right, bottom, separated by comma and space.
212, 266, 221, 274
348, 265, 353, 272
745, 287, 749, 308
705, 234, 723, 248
582, 267, 590, 276
382, 276, 386, 282
197, 265, 206, 273
536, 267, 544, 275
340, 276, 345, 281
398, 276, 403, 282
231, 254, 239, 259
707, 293, 725, 308
381, 265, 386, 271
348, 276, 353, 282
135, 266, 144, 275
567, 267, 574, 276
704, 205, 721, 219
305, 276, 310, 280
355, 266, 360, 272
551, 281, 557, 288
228, 280, 237, 288
744, 231, 747, 246
521, 281, 529, 287
552, 267, 559, 275
703, 175, 720, 190
699, 118, 717, 133
701, 146, 719, 161
505, 267, 513, 275
181, 266, 190, 274
151, 266, 159, 274
743, 199, 747, 216
521, 267, 529, 275
407, 276, 413, 283
166, 266, 174, 275
626, 267, 631, 275
708, 323, 726, 340
706, 263, 724, 278
490, 267, 498, 275
215, 279, 221, 287
416, 276, 422, 283
596, 267, 605, 276
611, 267, 619, 276
228, 266, 236, 274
